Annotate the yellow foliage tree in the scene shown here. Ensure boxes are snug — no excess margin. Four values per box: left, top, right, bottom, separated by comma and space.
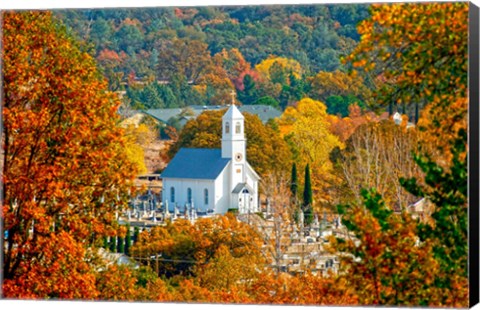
278, 98, 343, 208
308, 70, 371, 103
122, 123, 157, 174
255, 56, 303, 82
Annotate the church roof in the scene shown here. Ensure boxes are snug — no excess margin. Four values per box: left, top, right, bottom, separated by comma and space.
161, 148, 230, 180
222, 104, 244, 120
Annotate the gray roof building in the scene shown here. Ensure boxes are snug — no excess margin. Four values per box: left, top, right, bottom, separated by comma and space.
142, 104, 281, 127
238, 105, 282, 123
161, 148, 230, 180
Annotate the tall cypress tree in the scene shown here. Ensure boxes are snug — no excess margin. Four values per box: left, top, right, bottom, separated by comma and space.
133, 226, 140, 244
103, 236, 108, 249
290, 162, 298, 198
117, 235, 125, 254
303, 164, 312, 208
109, 235, 116, 252
125, 225, 132, 255
303, 163, 314, 225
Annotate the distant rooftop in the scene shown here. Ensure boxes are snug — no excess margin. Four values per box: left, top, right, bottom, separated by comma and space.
142, 104, 281, 126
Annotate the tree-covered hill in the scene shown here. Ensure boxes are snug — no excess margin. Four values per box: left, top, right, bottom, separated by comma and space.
55, 4, 371, 112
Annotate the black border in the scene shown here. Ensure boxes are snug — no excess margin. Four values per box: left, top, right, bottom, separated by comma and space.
469, 1, 480, 308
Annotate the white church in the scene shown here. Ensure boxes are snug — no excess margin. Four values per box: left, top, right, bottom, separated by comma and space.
161, 104, 260, 216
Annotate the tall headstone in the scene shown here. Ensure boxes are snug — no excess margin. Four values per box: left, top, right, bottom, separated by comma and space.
164, 200, 170, 218
299, 208, 304, 230
173, 205, 178, 220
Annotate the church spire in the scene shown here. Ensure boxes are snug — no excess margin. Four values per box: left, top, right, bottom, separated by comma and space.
230, 89, 236, 106
221, 95, 245, 160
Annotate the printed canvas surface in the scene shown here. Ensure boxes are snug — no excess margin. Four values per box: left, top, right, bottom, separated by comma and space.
1, 1, 475, 307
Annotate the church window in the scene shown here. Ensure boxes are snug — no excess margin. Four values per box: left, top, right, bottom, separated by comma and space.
225, 122, 230, 134
187, 188, 192, 204
170, 187, 175, 203
235, 122, 241, 134
204, 189, 209, 205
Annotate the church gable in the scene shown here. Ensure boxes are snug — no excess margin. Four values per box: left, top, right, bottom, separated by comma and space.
246, 162, 261, 181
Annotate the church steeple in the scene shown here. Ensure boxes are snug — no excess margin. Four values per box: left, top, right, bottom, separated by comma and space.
221, 92, 246, 161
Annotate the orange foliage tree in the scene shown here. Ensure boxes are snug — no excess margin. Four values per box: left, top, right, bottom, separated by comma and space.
340, 3, 469, 306
2, 11, 137, 298
347, 2, 468, 161
334, 189, 468, 307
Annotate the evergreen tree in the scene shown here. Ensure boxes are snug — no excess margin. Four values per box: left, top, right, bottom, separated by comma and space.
303, 163, 314, 225
125, 225, 132, 255
103, 236, 109, 249
117, 236, 125, 254
290, 162, 298, 198
109, 236, 117, 252
303, 163, 312, 208
133, 226, 140, 244
400, 129, 468, 278
304, 206, 314, 226
239, 74, 258, 105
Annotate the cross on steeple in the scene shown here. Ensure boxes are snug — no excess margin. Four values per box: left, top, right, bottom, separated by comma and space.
230, 89, 236, 106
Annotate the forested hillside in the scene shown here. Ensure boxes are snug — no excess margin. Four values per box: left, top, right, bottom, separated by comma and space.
56, 5, 371, 112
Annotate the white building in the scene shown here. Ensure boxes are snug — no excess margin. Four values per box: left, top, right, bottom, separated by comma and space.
161, 104, 260, 215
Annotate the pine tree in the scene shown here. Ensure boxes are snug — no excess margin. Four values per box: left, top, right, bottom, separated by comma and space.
290, 162, 298, 198
133, 227, 140, 244
239, 74, 258, 105
303, 164, 312, 208
303, 164, 314, 225
109, 236, 117, 252
125, 225, 132, 255
117, 236, 125, 254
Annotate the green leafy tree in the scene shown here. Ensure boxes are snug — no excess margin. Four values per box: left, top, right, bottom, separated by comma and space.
326, 95, 364, 117
252, 96, 280, 109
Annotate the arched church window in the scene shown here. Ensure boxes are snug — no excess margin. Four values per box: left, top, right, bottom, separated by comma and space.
225, 122, 230, 134
204, 189, 209, 205
187, 188, 192, 204
235, 122, 241, 134
170, 187, 175, 203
